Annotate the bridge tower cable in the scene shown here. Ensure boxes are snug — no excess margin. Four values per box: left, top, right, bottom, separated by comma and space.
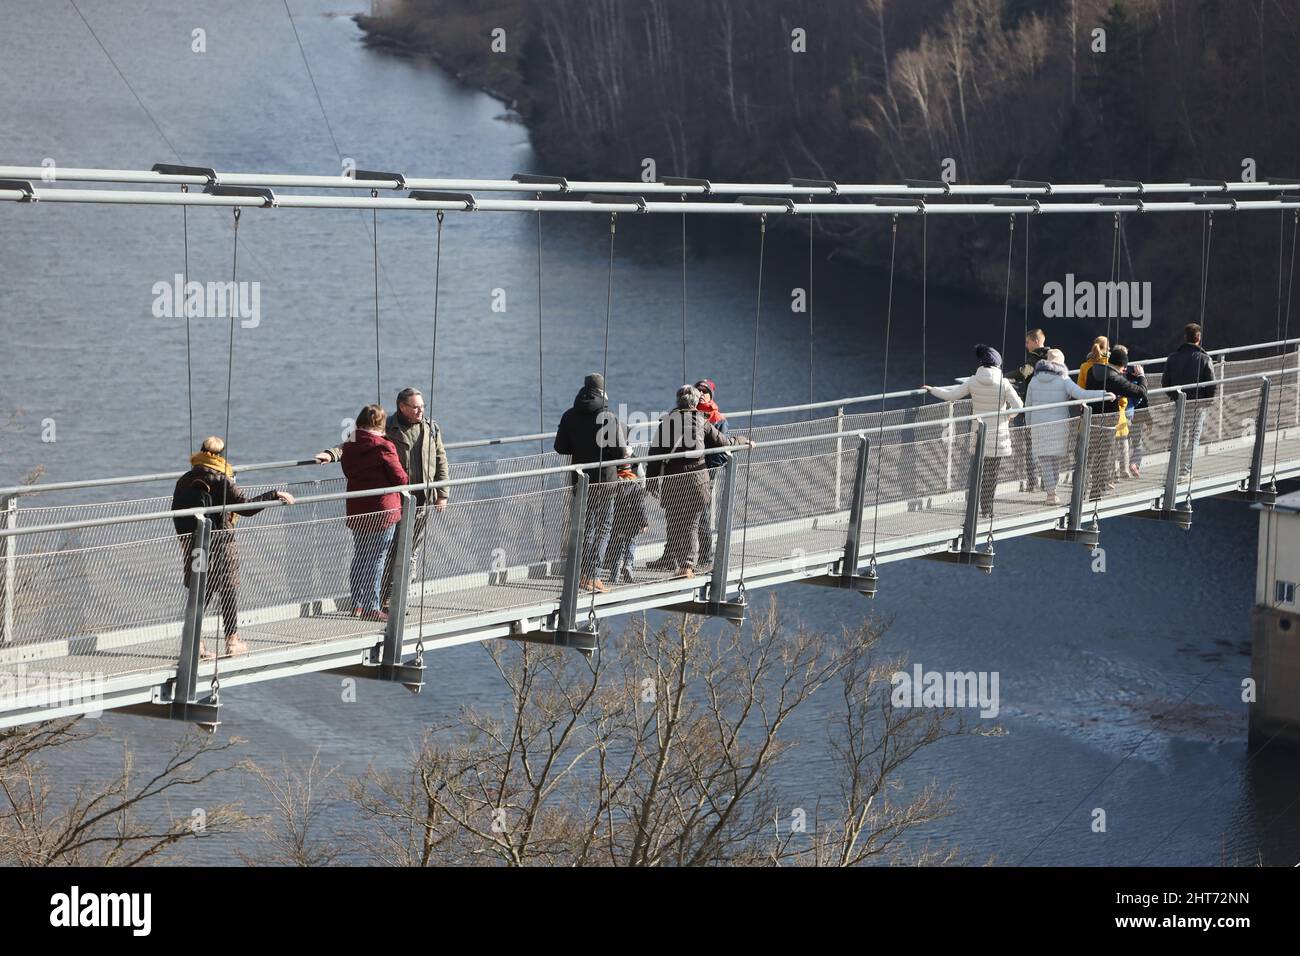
737, 213, 768, 603
867, 214, 900, 581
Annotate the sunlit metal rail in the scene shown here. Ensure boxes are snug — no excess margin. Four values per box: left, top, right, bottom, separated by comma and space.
2, 348, 1297, 730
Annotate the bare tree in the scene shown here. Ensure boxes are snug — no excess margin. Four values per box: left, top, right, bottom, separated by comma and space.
0, 720, 249, 865
238, 751, 344, 866
346, 598, 986, 866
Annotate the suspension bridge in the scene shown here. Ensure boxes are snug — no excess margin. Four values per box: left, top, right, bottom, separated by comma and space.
2, 166, 1299, 730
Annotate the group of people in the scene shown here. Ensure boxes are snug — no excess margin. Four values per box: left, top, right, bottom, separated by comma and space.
921, 323, 1218, 514
554, 373, 753, 593
169, 326, 1219, 658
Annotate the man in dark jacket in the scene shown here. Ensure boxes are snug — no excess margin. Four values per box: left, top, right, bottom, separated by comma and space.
553, 373, 629, 592
1083, 346, 1146, 499
1009, 329, 1051, 490
173, 436, 294, 658
316, 386, 450, 607
1162, 323, 1218, 477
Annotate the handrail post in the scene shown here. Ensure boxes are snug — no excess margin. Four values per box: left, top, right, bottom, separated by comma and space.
833, 406, 845, 509
172, 516, 210, 718
959, 421, 988, 554
1163, 391, 1188, 513
1245, 378, 1272, 500
381, 492, 416, 670
1068, 406, 1092, 533
944, 402, 956, 491
706, 455, 738, 606
841, 435, 871, 580
1217, 356, 1227, 441
1, 495, 15, 644
555, 473, 589, 636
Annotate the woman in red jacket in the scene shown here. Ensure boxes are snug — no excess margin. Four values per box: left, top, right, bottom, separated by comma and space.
341, 404, 408, 620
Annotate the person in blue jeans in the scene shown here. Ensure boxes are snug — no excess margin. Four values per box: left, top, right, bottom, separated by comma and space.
553, 372, 629, 593
603, 464, 649, 584
340, 404, 408, 621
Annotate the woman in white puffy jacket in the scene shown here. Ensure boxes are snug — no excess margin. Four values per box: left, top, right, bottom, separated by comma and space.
923, 345, 1023, 517
1024, 349, 1111, 505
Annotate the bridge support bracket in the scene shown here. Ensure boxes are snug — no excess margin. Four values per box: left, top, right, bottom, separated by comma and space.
528, 619, 600, 656
1214, 487, 1278, 506
801, 565, 879, 598
920, 545, 995, 574
1125, 503, 1193, 531
1031, 522, 1099, 547
661, 596, 748, 623
329, 649, 426, 694
118, 694, 222, 733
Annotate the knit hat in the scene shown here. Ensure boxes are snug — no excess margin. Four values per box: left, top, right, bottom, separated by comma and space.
694, 378, 716, 398
584, 372, 605, 391
1110, 346, 1129, 366
975, 344, 1002, 368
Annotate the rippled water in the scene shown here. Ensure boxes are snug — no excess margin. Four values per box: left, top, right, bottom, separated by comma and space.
2, 0, 1297, 866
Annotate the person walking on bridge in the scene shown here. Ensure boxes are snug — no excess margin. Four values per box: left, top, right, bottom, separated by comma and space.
923, 345, 1023, 519
554, 373, 629, 593
338, 404, 408, 621
1162, 323, 1218, 478
1009, 328, 1051, 491
1024, 349, 1110, 505
694, 378, 729, 566
1082, 346, 1148, 500
646, 385, 752, 579
317, 387, 449, 609
172, 436, 295, 659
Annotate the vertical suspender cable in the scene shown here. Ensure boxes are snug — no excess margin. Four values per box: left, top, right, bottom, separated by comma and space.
999, 215, 1016, 369
737, 214, 767, 594
808, 210, 815, 416
681, 204, 688, 384
589, 213, 617, 620
992, 215, 1016, 539
1184, 210, 1214, 497
181, 187, 193, 455
417, 209, 445, 647
921, 213, 928, 401
537, 200, 545, 451
1270, 208, 1298, 484
868, 216, 899, 567
211, 205, 241, 690
1023, 211, 1030, 346
372, 200, 381, 405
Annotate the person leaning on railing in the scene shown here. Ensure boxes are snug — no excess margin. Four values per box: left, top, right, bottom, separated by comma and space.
171, 436, 295, 659
645, 384, 753, 581
337, 404, 409, 622
922, 345, 1023, 519
316, 386, 449, 611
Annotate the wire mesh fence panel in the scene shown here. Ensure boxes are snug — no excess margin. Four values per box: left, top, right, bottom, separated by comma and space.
407, 486, 570, 624
1114, 396, 1179, 502
1194, 385, 1266, 483
726, 449, 861, 574
2, 527, 189, 678
985, 417, 1081, 524
858, 431, 976, 549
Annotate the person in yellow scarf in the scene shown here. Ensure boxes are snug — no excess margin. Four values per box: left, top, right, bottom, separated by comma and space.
171, 437, 294, 658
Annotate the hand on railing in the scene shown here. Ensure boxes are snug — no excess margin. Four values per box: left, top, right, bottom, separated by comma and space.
276, 492, 296, 505
313, 452, 332, 464
434, 497, 447, 513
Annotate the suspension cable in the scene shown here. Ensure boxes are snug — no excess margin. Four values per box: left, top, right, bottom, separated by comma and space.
991, 214, 1017, 542
1183, 209, 1214, 498
181, 186, 193, 455
1269, 208, 1298, 485
536, 199, 545, 450
681, 203, 688, 383
416, 209, 445, 650
808, 210, 815, 416
921, 213, 928, 400
372, 197, 381, 405
737, 213, 767, 595
589, 212, 617, 622
210, 205, 241, 692
999, 214, 1016, 368
869, 215, 900, 566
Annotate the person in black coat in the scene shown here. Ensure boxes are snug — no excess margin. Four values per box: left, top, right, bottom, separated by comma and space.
1162, 323, 1218, 477
553, 373, 629, 592
1083, 347, 1148, 499
172, 436, 294, 658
